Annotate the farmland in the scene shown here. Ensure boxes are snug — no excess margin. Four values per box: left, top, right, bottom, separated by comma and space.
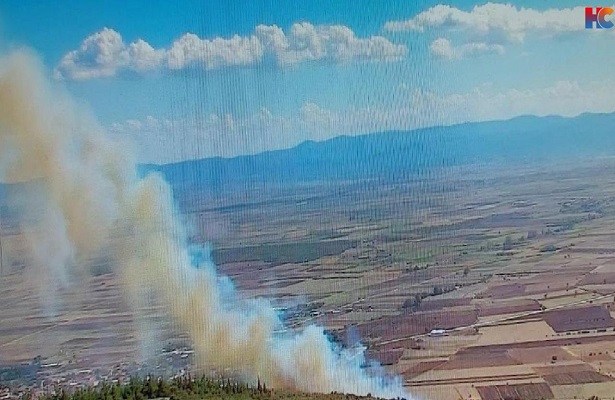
3, 156, 615, 399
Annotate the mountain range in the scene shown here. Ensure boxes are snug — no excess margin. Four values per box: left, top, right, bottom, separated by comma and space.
143, 112, 615, 190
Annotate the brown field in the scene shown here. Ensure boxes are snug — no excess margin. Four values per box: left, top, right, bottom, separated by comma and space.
476, 383, 554, 400
477, 299, 542, 317
541, 305, 615, 332
465, 335, 615, 352
402, 361, 446, 379
372, 338, 421, 352
436, 348, 520, 370
542, 371, 612, 385
508, 347, 578, 364
418, 298, 472, 311
473, 320, 556, 347
365, 348, 405, 366
534, 364, 594, 375
579, 272, 615, 285
483, 283, 528, 299
355, 309, 479, 341
551, 381, 615, 400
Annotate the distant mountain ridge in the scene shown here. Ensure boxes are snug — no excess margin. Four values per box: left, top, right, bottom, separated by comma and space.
144, 112, 615, 189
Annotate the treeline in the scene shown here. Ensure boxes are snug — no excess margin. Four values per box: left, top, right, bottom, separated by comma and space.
36, 375, 273, 400
31, 375, 376, 400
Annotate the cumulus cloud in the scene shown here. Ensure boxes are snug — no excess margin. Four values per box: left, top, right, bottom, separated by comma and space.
110, 79, 615, 163
109, 110, 297, 163
384, 3, 605, 61
384, 3, 587, 42
166, 33, 264, 70
429, 37, 504, 59
55, 24, 407, 80
296, 81, 615, 138
255, 23, 408, 66
53, 28, 168, 80
438, 80, 615, 121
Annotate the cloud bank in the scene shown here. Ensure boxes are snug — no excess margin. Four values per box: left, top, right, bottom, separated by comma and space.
385, 3, 609, 60
384, 3, 586, 42
110, 79, 615, 164
429, 38, 504, 59
55, 25, 407, 80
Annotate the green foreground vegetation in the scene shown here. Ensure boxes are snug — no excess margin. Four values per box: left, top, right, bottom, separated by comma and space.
33, 376, 377, 400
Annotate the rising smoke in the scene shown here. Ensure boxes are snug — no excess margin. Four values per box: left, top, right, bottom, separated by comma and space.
0, 49, 409, 399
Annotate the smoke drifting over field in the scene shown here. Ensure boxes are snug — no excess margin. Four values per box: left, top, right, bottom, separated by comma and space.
0, 49, 408, 399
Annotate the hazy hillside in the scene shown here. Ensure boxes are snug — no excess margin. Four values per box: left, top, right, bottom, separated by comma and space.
143, 112, 615, 190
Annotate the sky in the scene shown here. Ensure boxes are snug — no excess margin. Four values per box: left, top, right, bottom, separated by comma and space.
0, 0, 614, 163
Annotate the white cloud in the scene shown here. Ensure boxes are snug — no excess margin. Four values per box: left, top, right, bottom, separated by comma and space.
108, 111, 297, 163
262, 23, 407, 66
110, 79, 615, 163
126, 39, 166, 72
54, 29, 169, 80
430, 37, 504, 59
54, 28, 126, 80
384, 3, 587, 42
394, 80, 615, 126
55, 24, 407, 80
166, 33, 264, 70
442, 80, 615, 121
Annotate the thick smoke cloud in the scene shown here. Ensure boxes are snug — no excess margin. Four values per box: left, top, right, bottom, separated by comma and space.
0, 49, 409, 399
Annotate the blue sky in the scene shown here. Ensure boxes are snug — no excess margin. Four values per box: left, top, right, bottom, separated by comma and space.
0, 1, 613, 163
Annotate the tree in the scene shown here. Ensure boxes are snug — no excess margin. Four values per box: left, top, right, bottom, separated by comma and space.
156, 378, 170, 398
112, 384, 122, 400
146, 377, 154, 398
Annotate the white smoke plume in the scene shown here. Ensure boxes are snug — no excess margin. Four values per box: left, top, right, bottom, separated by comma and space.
0, 49, 409, 399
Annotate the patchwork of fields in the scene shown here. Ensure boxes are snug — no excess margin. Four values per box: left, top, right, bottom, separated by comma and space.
3, 157, 615, 399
